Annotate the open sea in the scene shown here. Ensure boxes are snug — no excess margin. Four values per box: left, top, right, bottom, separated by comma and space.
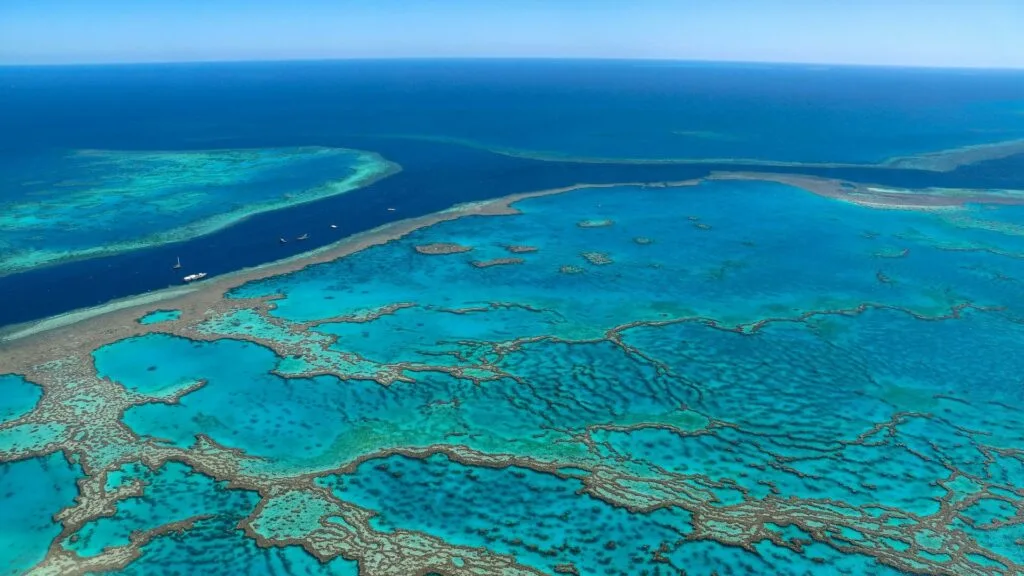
1, 60, 1024, 575
2, 60, 1024, 324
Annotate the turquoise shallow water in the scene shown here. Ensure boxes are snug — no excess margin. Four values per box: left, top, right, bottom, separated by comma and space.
324, 454, 906, 575
102, 335, 373, 462
0, 374, 41, 424
234, 180, 1024, 325
0, 146, 390, 275
106, 517, 359, 576
2, 61, 1024, 575
136, 309, 181, 325
66, 461, 258, 557
0, 453, 82, 576
320, 454, 697, 575
4, 177, 1024, 573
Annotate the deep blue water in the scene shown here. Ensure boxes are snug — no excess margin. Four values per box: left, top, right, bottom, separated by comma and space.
5, 60, 1024, 162
0, 60, 1022, 326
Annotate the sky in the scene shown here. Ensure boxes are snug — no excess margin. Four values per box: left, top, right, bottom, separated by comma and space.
1, 0, 1022, 68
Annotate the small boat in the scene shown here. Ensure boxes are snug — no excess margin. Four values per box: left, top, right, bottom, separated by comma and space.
183, 272, 207, 283
387, 207, 396, 211
279, 237, 287, 244
330, 224, 338, 229
296, 233, 309, 241
172, 257, 182, 269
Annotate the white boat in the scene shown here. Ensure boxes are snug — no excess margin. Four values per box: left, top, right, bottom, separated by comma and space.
173, 257, 182, 269
330, 224, 337, 229
183, 272, 207, 283
279, 237, 287, 244
297, 233, 309, 240
387, 207, 396, 211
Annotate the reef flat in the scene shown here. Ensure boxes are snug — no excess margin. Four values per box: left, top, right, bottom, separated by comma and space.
0, 147, 397, 275
377, 132, 1024, 173
709, 172, 1024, 209
2, 173, 1024, 575
882, 139, 1024, 172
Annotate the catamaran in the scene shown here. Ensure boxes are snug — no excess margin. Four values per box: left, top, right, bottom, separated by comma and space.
183, 272, 207, 283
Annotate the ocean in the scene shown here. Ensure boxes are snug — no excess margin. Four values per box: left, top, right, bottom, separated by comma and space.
1, 60, 1023, 575
2, 60, 1024, 325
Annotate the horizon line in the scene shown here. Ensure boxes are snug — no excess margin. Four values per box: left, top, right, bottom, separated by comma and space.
2, 56, 1023, 72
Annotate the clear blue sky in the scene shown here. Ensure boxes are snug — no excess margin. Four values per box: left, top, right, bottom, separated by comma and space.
1, 0, 1021, 68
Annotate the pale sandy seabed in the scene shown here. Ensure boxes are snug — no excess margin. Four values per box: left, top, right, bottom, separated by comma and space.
708, 172, 1024, 209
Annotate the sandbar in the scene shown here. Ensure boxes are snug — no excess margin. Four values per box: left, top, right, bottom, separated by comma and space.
708, 172, 1024, 209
